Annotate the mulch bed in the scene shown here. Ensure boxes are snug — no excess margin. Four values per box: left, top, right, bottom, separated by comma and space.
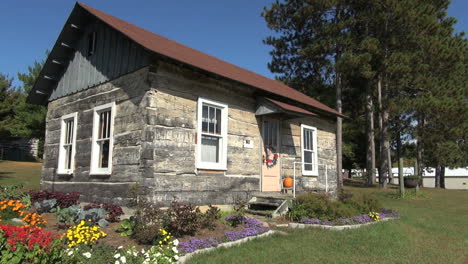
40, 212, 252, 249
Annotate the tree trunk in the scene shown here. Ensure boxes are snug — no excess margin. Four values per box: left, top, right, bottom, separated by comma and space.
365, 85, 376, 186
416, 117, 424, 186
387, 144, 392, 183
378, 77, 389, 188
440, 166, 445, 188
397, 131, 404, 197
377, 78, 383, 185
435, 166, 441, 188
336, 73, 343, 190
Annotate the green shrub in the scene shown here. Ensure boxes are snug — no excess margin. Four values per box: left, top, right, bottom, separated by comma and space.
341, 193, 382, 214
115, 216, 137, 237
200, 205, 221, 230
166, 202, 201, 237
289, 193, 361, 221
133, 223, 163, 245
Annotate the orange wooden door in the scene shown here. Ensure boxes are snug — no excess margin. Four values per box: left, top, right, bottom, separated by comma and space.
261, 118, 281, 192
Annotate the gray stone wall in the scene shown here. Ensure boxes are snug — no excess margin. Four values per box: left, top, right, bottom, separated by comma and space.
41, 59, 338, 206
42, 67, 150, 205
281, 117, 337, 195
141, 61, 261, 205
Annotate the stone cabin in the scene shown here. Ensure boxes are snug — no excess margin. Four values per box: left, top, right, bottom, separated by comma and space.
27, 2, 344, 206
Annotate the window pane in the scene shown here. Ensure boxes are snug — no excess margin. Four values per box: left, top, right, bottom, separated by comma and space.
99, 112, 104, 139
215, 108, 221, 134
106, 111, 111, 138
262, 121, 267, 146
201, 135, 219, 163
304, 151, 313, 171
99, 140, 110, 168
65, 145, 73, 170
202, 105, 208, 132
208, 106, 215, 133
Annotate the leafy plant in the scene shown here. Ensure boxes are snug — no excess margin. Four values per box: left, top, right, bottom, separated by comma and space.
340, 193, 382, 214
83, 202, 124, 222
56, 205, 81, 226
133, 223, 163, 245
0, 184, 24, 200
200, 205, 221, 230
29, 190, 80, 208
78, 208, 108, 223
115, 216, 137, 237
34, 198, 57, 213
166, 201, 201, 237
289, 193, 360, 221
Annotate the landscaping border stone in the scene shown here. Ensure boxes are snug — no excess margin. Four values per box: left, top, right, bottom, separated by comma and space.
288, 217, 397, 231
178, 230, 277, 263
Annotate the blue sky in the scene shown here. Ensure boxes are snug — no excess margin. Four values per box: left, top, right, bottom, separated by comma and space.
1, 0, 466, 88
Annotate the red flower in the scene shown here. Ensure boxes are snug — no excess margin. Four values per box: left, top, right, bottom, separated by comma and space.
0, 225, 60, 251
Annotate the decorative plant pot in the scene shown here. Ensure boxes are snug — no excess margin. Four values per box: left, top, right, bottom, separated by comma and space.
283, 177, 293, 188
404, 177, 420, 188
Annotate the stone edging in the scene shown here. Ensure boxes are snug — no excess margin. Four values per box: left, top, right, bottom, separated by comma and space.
288, 217, 397, 231
178, 230, 276, 263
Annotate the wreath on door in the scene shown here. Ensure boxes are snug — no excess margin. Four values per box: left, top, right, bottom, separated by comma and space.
263, 147, 279, 168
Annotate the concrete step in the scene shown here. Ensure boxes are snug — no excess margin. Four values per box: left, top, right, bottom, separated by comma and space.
245, 209, 274, 217
248, 201, 282, 208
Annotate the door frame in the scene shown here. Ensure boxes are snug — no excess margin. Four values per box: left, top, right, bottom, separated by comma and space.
260, 116, 281, 192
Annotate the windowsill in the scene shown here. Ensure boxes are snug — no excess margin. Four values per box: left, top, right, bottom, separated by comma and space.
302, 172, 319, 177
57, 171, 73, 176
197, 165, 227, 171
89, 170, 112, 176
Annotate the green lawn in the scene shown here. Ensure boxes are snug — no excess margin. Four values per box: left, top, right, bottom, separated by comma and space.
188, 183, 468, 264
0, 161, 42, 190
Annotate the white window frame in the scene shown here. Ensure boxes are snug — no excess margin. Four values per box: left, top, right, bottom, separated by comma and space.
196, 97, 228, 170
90, 102, 115, 175
58, 112, 78, 175
301, 124, 318, 176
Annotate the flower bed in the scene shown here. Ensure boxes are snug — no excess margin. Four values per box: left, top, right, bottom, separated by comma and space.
299, 208, 399, 226
178, 215, 270, 254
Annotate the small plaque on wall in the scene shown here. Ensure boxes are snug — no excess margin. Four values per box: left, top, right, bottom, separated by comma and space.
243, 139, 254, 149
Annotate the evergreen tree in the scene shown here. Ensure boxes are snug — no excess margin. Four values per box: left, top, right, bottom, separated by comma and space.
0, 74, 22, 138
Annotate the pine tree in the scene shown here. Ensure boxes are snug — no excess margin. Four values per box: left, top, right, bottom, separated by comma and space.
0, 74, 22, 138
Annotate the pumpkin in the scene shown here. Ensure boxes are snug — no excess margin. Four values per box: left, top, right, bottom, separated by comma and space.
283, 177, 293, 188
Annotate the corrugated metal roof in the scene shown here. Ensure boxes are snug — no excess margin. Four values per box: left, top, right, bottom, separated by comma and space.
76, 2, 344, 118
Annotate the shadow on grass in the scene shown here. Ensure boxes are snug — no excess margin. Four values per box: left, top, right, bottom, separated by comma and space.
343, 179, 377, 188
0, 171, 14, 179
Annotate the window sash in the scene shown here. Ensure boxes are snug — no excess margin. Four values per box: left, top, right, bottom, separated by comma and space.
91, 103, 115, 175
58, 113, 77, 174
197, 98, 228, 170
301, 124, 318, 176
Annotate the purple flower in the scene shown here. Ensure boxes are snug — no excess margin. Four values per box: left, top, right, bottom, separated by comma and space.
300, 218, 321, 224
381, 208, 399, 218
224, 217, 270, 241
178, 237, 220, 253
225, 214, 246, 227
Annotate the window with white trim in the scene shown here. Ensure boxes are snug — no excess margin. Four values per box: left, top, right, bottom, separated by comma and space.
58, 113, 77, 174
90, 102, 115, 175
301, 124, 318, 176
197, 98, 228, 170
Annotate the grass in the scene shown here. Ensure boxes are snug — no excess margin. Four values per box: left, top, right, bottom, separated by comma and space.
187, 181, 468, 264
0, 161, 42, 190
